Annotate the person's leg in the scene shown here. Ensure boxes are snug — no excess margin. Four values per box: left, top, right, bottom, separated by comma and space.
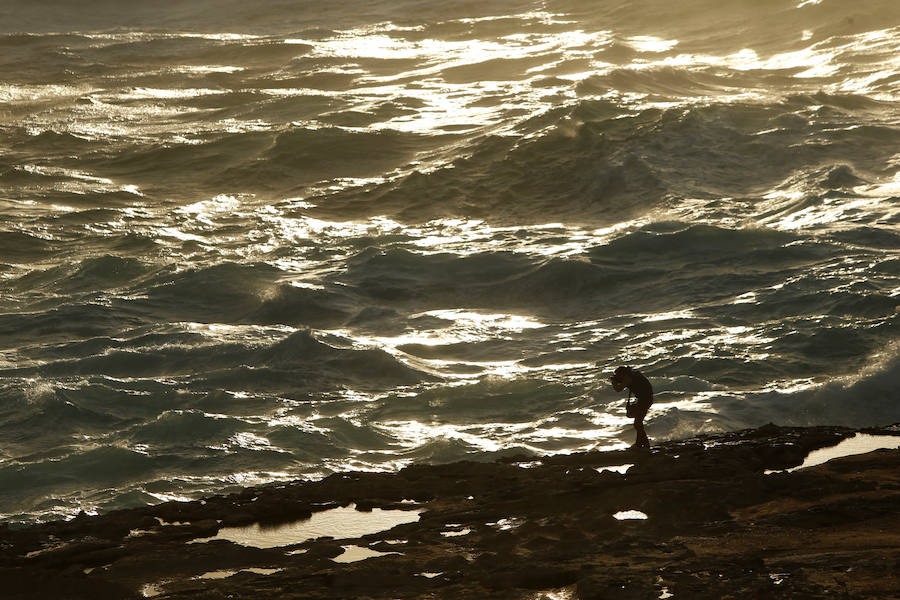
633, 418, 649, 448
632, 401, 651, 448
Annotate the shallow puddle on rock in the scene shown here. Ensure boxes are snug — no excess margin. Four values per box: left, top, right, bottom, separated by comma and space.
440, 525, 472, 537
26, 542, 71, 559
772, 434, 900, 473
613, 510, 648, 520
192, 503, 421, 548
140, 582, 165, 598
790, 433, 900, 471
596, 464, 633, 474
197, 567, 282, 579
487, 517, 523, 531
527, 586, 576, 599
127, 528, 156, 538
332, 545, 402, 563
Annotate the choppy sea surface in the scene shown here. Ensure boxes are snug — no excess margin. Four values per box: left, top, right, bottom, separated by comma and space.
1, 0, 899, 524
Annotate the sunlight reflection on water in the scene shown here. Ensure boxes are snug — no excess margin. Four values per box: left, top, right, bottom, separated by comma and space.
191, 503, 422, 548
787, 434, 900, 472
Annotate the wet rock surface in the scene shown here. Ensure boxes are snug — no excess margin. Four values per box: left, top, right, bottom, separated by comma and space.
2, 423, 899, 599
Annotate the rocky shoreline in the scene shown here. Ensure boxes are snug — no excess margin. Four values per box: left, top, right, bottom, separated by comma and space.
1, 423, 898, 599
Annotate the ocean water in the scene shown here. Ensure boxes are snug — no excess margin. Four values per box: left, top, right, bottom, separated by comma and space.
1, 0, 898, 524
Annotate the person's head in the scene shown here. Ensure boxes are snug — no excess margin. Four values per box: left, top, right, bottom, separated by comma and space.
612, 366, 633, 385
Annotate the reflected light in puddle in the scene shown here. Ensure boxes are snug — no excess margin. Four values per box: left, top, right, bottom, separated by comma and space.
532, 590, 576, 600
333, 545, 402, 563
191, 503, 421, 548
487, 517, 523, 531
441, 525, 472, 537
785, 433, 900, 472
140, 583, 164, 598
596, 464, 633, 474
197, 568, 282, 580
613, 510, 648, 520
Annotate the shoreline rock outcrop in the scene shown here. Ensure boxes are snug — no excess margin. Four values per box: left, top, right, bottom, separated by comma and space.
1, 423, 898, 599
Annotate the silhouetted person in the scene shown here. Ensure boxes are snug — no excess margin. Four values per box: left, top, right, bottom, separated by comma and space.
610, 366, 652, 449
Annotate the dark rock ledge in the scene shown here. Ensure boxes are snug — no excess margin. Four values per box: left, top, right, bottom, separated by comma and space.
1, 423, 899, 599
